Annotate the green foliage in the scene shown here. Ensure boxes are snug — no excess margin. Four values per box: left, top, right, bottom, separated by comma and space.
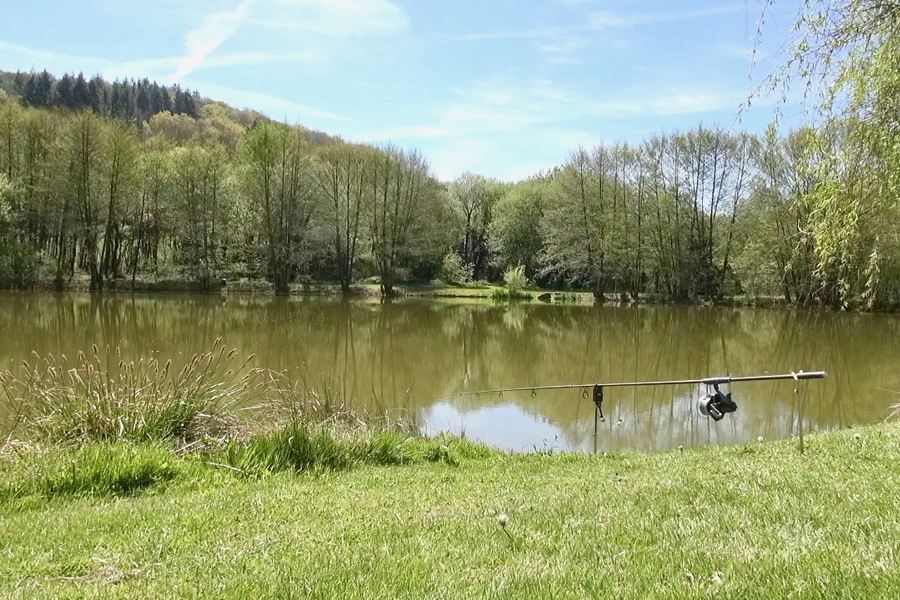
438, 251, 472, 285
754, 1, 900, 307
491, 266, 531, 300
448, 172, 503, 280
0, 72, 450, 296
489, 177, 545, 275
503, 264, 528, 294
1, 61, 899, 307
0, 174, 41, 288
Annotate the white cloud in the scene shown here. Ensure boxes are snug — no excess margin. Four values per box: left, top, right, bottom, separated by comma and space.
650, 89, 733, 115
436, 79, 642, 133
171, 0, 256, 81
587, 5, 745, 29
534, 36, 592, 65
0, 39, 317, 84
251, 0, 408, 36
352, 73, 763, 181
461, 3, 745, 42
364, 125, 450, 140
429, 137, 494, 181
0, 40, 107, 76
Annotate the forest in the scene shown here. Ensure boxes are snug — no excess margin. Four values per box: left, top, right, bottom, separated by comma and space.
0, 1, 898, 308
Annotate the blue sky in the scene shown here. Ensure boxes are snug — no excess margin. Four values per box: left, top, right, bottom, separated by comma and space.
0, 0, 805, 181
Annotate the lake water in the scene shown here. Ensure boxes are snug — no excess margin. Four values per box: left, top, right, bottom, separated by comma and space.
0, 292, 897, 452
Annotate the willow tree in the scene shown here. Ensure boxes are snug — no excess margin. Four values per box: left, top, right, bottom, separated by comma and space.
170, 143, 231, 289
0, 173, 15, 283
99, 120, 138, 282
0, 98, 22, 183
19, 108, 58, 252
132, 146, 172, 281
758, 0, 900, 307
64, 111, 104, 289
488, 176, 546, 278
242, 122, 316, 295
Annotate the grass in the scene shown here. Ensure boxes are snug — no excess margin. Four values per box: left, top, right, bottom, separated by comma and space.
0, 339, 255, 444
1, 423, 899, 598
490, 287, 533, 301
219, 427, 490, 476
2, 343, 898, 597
0, 442, 183, 504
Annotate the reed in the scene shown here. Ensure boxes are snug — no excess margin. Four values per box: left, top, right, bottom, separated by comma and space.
0, 341, 495, 498
0, 339, 258, 444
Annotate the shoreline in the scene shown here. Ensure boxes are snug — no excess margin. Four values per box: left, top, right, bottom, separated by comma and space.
0, 277, 856, 311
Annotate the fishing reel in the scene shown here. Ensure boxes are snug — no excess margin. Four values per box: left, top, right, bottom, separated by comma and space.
698, 383, 737, 421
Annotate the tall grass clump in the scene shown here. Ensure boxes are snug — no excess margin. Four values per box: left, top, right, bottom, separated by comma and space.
220, 373, 413, 474
256, 371, 365, 428
491, 265, 532, 300
554, 292, 580, 303
0, 339, 258, 444
219, 425, 492, 476
212, 370, 494, 475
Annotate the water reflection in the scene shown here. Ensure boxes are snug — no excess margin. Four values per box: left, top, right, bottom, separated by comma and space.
0, 292, 897, 452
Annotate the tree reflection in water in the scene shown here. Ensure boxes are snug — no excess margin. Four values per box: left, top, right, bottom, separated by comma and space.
0, 293, 895, 451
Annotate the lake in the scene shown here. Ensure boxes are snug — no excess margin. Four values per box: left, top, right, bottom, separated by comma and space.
0, 292, 896, 452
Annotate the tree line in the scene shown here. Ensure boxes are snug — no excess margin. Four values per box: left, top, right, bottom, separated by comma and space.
0, 69, 201, 123
2, 7, 899, 310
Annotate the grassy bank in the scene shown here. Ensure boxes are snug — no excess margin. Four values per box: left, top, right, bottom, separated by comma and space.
2, 343, 899, 597
1, 424, 899, 598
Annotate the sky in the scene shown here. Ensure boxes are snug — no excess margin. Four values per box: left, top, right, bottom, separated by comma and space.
0, 0, 806, 182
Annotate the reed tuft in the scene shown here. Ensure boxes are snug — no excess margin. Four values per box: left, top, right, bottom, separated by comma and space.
0, 339, 259, 444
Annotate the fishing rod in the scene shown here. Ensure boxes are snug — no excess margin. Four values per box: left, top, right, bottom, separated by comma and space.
457, 371, 827, 397
458, 370, 827, 439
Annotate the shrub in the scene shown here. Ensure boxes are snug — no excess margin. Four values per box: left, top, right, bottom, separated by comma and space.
439, 252, 472, 285
503, 265, 529, 294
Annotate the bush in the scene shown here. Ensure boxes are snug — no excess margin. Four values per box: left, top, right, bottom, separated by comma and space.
439, 252, 472, 285
503, 265, 528, 293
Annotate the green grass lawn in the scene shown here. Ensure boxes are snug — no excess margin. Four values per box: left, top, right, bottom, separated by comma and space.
2, 424, 899, 599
